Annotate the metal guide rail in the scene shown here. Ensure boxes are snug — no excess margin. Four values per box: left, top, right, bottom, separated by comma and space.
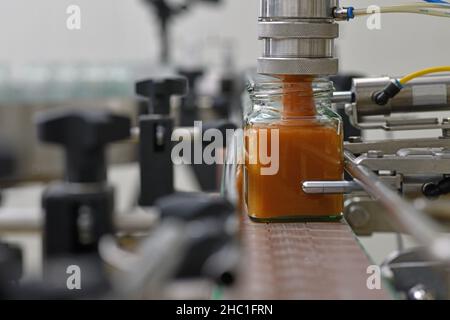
231, 216, 390, 300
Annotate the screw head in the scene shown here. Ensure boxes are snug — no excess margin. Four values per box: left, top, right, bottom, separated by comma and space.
346, 205, 370, 228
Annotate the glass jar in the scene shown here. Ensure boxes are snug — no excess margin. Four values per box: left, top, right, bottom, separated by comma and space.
243, 74, 344, 222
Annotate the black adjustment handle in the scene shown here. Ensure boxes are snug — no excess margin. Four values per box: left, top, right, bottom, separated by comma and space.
36, 110, 131, 184
155, 193, 235, 279
136, 77, 186, 206
178, 69, 204, 92
136, 77, 188, 115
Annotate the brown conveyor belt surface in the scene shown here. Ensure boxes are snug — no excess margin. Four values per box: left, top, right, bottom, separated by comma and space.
233, 216, 390, 300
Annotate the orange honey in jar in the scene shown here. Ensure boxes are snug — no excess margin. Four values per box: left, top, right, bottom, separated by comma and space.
244, 75, 344, 222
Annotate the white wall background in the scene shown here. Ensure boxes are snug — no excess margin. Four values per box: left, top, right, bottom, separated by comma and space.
0, 0, 449, 77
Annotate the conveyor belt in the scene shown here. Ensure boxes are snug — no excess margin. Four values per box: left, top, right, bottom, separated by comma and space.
233, 216, 390, 300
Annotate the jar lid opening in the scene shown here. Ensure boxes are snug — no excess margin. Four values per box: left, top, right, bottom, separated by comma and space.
247, 74, 333, 100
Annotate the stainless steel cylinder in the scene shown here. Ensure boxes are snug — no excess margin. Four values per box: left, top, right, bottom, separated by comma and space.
352, 75, 450, 117
258, 0, 339, 75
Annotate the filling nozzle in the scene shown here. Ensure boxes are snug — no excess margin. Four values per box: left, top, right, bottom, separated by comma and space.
257, 0, 340, 76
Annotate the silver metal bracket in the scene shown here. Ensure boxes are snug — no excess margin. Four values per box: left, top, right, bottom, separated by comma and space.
346, 102, 450, 131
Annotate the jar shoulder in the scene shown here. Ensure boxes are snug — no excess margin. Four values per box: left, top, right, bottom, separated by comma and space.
246, 106, 342, 126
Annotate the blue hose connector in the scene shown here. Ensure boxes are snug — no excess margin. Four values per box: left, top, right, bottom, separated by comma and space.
347, 7, 355, 20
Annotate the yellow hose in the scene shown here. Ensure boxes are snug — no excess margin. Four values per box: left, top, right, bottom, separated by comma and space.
399, 66, 450, 85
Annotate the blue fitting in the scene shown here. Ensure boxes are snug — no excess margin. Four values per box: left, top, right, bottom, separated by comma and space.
394, 79, 404, 89
347, 7, 355, 20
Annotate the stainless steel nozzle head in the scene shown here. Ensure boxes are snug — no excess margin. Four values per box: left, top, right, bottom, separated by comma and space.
257, 0, 340, 76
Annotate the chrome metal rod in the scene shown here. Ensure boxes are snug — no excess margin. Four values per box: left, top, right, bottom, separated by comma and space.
332, 91, 353, 105
344, 150, 450, 262
302, 180, 361, 194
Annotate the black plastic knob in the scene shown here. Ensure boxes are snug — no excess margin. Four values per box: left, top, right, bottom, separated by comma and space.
36, 110, 131, 184
422, 178, 450, 199
178, 69, 204, 92
155, 193, 235, 279
136, 77, 188, 115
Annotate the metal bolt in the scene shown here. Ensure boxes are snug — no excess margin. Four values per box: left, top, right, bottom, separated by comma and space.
346, 205, 370, 228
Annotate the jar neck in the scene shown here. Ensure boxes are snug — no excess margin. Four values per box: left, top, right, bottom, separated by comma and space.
247, 75, 333, 121
278, 75, 317, 118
